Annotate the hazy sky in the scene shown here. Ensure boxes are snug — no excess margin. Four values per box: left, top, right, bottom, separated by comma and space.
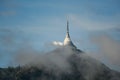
0, 0, 120, 71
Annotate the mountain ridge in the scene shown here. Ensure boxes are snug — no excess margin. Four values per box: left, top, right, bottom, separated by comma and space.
0, 47, 120, 80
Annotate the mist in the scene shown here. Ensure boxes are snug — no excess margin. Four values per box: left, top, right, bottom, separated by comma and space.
90, 34, 120, 71
0, 28, 120, 80
7, 44, 118, 80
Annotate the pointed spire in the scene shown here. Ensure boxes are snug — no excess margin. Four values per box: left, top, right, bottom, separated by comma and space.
66, 20, 70, 38
62, 20, 83, 53
67, 20, 69, 33
63, 20, 76, 48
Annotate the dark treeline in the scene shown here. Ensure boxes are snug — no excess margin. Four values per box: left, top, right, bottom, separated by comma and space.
0, 64, 120, 80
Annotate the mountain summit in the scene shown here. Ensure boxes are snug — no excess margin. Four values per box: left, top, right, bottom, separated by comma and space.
0, 21, 120, 80
0, 47, 120, 80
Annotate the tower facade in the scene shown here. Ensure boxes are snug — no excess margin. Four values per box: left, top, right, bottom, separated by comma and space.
63, 21, 76, 48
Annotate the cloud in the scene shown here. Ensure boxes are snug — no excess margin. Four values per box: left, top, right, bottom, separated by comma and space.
91, 34, 120, 67
0, 11, 16, 16
0, 28, 29, 66
0, 0, 18, 16
14, 46, 75, 72
52, 41, 63, 46
11, 45, 120, 79
68, 14, 120, 31
0, 28, 15, 46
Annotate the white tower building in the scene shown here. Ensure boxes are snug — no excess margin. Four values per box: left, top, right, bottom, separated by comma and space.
63, 21, 76, 48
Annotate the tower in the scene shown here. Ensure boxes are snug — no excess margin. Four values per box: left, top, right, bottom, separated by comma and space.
63, 20, 76, 48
